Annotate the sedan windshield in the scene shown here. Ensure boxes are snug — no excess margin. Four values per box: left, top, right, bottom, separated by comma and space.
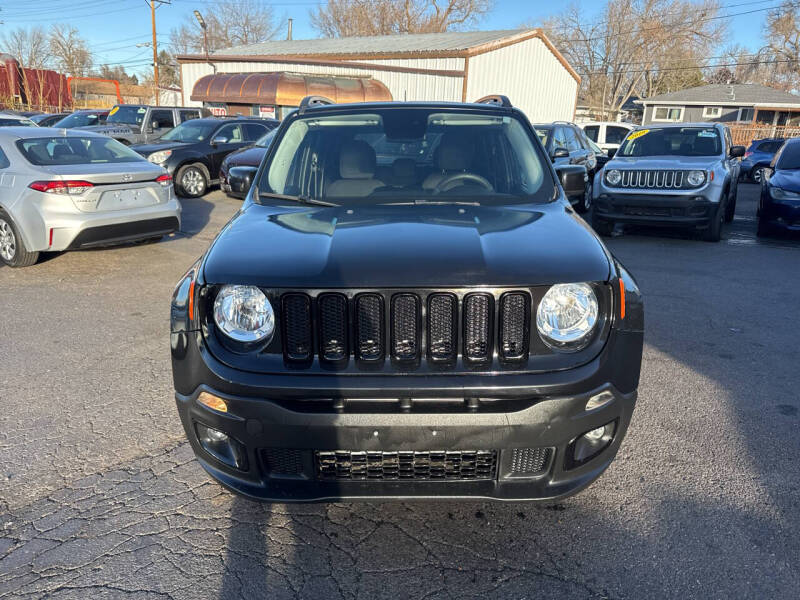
259, 108, 553, 205
107, 105, 146, 126
0, 117, 36, 127
160, 121, 217, 143
618, 127, 721, 157
53, 112, 105, 128
17, 136, 145, 165
775, 141, 800, 169
256, 129, 277, 147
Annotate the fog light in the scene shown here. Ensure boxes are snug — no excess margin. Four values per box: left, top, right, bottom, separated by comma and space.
566, 420, 616, 469
195, 422, 248, 470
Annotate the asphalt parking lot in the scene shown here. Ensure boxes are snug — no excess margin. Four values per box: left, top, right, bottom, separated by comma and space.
1, 183, 799, 599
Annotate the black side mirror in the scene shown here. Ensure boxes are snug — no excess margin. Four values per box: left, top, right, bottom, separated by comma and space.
730, 145, 745, 158
228, 166, 258, 195
607, 148, 617, 159
551, 147, 570, 162
556, 164, 587, 198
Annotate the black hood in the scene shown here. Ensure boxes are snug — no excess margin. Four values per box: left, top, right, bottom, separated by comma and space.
223, 145, 266, 168
202, 202, 611, 288
131, 140, 188, 155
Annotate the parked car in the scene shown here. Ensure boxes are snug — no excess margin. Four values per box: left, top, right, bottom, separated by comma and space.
580, 121, 635, 153
219, 128, 278, 198
80, 104, 211, 146
593, 122, 744, 242
586, 136, 612, 174
757, 138, 800, 236
30, 112, 70, 127
132, 117, 278, 198
169, 95, 644, 502
0, 113, 37, 127
741, 137, 784, 183
534, 121, 596, 212
0, 127, 180, 268
52, 109, 109, 129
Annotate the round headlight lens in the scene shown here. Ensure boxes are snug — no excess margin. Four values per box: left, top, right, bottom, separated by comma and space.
213, 285, 274, 343
686, 170, 705, 186
605, 169, 621, 186
536, 283, 599, 351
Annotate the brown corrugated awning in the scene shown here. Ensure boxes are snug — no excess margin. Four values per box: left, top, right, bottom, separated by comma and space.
190, 71, 392, 106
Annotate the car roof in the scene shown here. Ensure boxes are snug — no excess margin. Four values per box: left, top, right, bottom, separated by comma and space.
580, 121, 634, 127
0, 127, 106, 140
0, 113, 31, 119
290, 100, 518, 115
637, 122, 723, 129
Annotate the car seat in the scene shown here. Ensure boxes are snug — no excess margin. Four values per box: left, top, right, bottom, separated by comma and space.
326, 140, 383, 197
422, 135, 475, 190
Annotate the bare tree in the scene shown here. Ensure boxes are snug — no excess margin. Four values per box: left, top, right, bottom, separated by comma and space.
540, 0, 724, 119
49, 25, 92, 77
170, 0, 284, 54
1, 26, 51, 69
761, 1, 800, 90
311, 0, 493, 37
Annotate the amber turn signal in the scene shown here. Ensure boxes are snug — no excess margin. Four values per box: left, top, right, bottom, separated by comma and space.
197, 391, 228, 413
619, 278, 626, 320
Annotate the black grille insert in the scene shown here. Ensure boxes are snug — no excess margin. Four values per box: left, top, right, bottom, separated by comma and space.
463, 293, 492, 362
509, 447, 552, 475
355, 294, 384, 361
391, 294, 420, 362
316, 450, 497, 480
499, 292, 530, 361
282, 294, 312, 362
427, 293, 457, 363
262, 448, 305, 476
318, 294, 348, 363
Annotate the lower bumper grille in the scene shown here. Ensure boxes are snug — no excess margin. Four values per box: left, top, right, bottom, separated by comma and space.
316, 450, 497, 481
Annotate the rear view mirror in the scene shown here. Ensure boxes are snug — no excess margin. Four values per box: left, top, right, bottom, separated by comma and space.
228, 166, 258, 195
730, 145, 745, 158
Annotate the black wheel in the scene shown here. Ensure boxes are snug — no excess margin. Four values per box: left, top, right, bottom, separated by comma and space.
751, 167, 763, 184
0, 209, 39, 267
176, 164, 208, 198
591, 214, 614, 236
725, 185, 737, 223
574, 181, 592, 214
703, 202, 723, 242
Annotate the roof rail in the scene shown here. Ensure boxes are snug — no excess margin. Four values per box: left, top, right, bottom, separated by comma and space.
298, 95, 335, 114
473, 95, 512, 108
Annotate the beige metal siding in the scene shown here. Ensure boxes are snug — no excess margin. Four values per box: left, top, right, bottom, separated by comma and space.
466, 37, 578, 122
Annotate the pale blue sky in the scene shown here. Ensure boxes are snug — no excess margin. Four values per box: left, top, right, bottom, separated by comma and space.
0, 0, 771, 78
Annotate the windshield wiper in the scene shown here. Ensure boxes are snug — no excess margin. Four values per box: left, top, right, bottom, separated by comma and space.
258, 192, 338, 207
383, 198, 481, 206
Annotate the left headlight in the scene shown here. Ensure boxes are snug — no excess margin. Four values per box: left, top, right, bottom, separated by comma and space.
686, 170, 706, 186
148, 149, 172, 164
536, 283, 598, 351
213, 285, 275, 343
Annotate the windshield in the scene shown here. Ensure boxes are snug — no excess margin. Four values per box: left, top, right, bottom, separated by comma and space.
160, 121, 217, 143
17, 136, 145, 165
107, 105, 146, 126
0, 117, 36, 127
775, 141, 800, 169
258, 108, 553, 205
618, 127, 722, 157
53, 112, 105, 129
255, 129, 277, 147
535, 126, 551, 147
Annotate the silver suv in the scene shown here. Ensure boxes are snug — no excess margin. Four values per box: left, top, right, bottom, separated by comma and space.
592, 122, 745, 242
79, 105, 211, 146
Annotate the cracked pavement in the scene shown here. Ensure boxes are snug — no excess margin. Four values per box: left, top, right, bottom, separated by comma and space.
2, 186, 799, 599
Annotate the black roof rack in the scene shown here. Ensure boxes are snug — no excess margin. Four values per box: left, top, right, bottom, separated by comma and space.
298, 95, 335, 114
473, 95, 512, 108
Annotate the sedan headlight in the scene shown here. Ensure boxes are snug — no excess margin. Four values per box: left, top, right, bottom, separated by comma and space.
148, 149, 172, 164
605, 169, 621, 186
536, 283, 598, 351
686, 170, 706, 186
771, 187, 800, 201
213, 285, 275, 344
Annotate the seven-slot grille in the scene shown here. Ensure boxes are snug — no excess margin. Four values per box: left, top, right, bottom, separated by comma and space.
316, 450, 497, 480
282, 290, 536, 369
612, 169, 696, 189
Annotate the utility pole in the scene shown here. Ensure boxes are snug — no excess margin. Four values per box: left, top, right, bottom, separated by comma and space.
148, 0, 170, 106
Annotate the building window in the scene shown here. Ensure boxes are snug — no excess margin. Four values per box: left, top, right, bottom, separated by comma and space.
653, 106, 684, 122
703, 106, 722, 119
737, 107, 755, 122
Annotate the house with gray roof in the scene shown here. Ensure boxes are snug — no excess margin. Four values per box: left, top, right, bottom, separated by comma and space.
637, 84, 800, 126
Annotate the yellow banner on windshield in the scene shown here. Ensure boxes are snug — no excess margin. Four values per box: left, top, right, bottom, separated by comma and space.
626, 129, 649, 141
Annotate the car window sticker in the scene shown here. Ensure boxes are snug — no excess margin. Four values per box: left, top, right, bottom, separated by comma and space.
627, 130, 649, 141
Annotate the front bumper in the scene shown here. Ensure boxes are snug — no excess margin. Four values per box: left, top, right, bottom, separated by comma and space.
594, 192, 716, 227
762, 198, 800, 230
171, 325, 642, 502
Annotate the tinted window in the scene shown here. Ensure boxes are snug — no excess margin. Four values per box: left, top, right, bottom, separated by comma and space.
606, 126, 630, 145
161, 121, 217, 143
243, 123, 269, 141
553, 127, 568, 150
563, 127, 581, 151
583, 125, 599, 142
53, 112, 105, 128
215, 123, 244, 143
0, 118, 35, 127
0, 146, 9, 168
256, 129, 277, 147
619, 127, 721, 157
535, 126, 551, 147
17, 136, 145, 165
758, 141, 782, 153
107, 105, 146, 126
179, 110, 200, 123
150, 110, 174, 128
775, 142, 800, 169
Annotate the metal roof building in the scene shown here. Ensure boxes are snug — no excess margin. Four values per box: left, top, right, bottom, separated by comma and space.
176, 29, 580, 121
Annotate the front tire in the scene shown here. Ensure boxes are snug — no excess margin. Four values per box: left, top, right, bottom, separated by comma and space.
591, 214, 614, 236
0, 210, 39, 267
703, 202, 724, 242
176, 164, 208, 198
574, 181, 592, 214
725, 184, 737, 223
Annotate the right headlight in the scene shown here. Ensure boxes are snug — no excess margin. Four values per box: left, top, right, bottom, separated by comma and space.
536, 283, 598, 351
213, 285, 275, 344
605, 169, 621, 186
686, 170, 706, 186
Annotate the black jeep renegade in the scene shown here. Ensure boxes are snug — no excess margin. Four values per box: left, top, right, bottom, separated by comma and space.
170, 96, 644, 502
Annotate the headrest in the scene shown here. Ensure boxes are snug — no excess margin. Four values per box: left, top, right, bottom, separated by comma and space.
437, 135, 473, 171
339, 140, 376, 179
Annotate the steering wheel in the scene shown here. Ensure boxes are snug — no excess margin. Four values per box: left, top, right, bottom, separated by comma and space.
434, 172, 493, 193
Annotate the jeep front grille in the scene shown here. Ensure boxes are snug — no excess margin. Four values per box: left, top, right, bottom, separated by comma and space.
612, 169, 700, 189
316, 450, 497, 480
